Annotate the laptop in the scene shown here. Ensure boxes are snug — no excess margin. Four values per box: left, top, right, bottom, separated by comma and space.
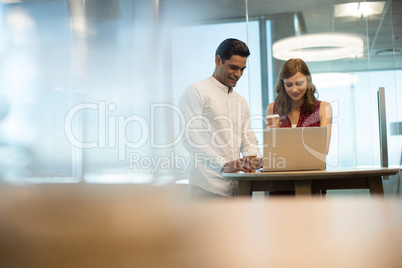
262, 127, 327, 172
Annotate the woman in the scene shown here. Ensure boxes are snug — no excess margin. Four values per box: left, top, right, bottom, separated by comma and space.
266, 58, 332, 155
266, 58, 332, 196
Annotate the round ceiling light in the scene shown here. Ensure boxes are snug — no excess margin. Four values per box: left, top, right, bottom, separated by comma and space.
273, 33, 365, 62
312, 73, 359, 89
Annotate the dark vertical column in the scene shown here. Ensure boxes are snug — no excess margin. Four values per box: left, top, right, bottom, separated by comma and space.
377, 87, 389, 169
270, 13, 295, 101
259, 16, 269, 120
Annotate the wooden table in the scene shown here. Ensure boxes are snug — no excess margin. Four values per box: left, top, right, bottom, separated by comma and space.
222, 167, 400, 197
1, 184, 402, 268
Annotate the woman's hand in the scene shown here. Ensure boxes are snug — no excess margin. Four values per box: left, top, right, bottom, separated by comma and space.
265, 114, 280, 128
265, 120, 276, 128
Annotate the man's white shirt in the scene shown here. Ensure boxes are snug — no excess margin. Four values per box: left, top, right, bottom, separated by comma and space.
179, 76, 261, 197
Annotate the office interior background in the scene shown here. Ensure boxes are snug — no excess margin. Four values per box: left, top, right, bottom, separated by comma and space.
0, 0, 401, 196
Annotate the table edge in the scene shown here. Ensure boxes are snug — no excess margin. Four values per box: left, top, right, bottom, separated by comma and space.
222, 167, 400, 180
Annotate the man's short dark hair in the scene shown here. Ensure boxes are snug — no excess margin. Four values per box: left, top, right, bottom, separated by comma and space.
215, 38, 250, 63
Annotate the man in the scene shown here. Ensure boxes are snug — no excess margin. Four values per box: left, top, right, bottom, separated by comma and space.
179, 38, 262, 199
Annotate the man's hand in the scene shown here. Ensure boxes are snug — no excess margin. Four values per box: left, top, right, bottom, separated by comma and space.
221, 158, 262, 173
243, 156, 263, 170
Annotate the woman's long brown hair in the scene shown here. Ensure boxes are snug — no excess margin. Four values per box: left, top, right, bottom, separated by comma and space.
274, 58, 318, 115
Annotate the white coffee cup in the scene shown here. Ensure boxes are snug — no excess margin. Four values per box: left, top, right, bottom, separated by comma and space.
266, 114, 280, 128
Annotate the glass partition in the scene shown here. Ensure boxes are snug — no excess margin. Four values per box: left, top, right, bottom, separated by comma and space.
0, 0, 400, 194
247, 0, 401, 195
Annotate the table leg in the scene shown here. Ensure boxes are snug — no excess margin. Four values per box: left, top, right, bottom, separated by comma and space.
368, 176, 384, 196
237, 181, 252, 196
295, 180, 312, 197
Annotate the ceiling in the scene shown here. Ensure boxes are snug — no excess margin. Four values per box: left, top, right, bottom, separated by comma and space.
3, 0, 401, 73
160, 0, 402, 72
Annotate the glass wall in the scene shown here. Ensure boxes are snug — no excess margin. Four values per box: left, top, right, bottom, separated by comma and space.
0, 0, 400, 194
254, 0, 401, 195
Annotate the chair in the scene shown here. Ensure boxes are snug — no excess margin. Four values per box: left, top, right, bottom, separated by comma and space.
389, 121, 402, 194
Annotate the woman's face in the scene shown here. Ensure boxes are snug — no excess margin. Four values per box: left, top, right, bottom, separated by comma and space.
283, 72, 307, 104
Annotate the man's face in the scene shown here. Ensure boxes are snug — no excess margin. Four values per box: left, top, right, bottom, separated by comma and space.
214, 55, 247, 88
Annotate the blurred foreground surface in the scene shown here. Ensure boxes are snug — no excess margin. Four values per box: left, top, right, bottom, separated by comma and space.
0, 183, 401, 268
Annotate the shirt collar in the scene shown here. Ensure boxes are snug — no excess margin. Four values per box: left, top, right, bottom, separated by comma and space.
210, 76, 233, 94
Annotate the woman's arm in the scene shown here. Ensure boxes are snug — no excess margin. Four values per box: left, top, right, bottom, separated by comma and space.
265, 102, 277, 128
319, 101, 332, 155
266, 102, 275, 116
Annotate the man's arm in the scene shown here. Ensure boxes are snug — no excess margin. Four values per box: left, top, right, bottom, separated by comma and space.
240, 101, 262, 158
221, 159, 255, 173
